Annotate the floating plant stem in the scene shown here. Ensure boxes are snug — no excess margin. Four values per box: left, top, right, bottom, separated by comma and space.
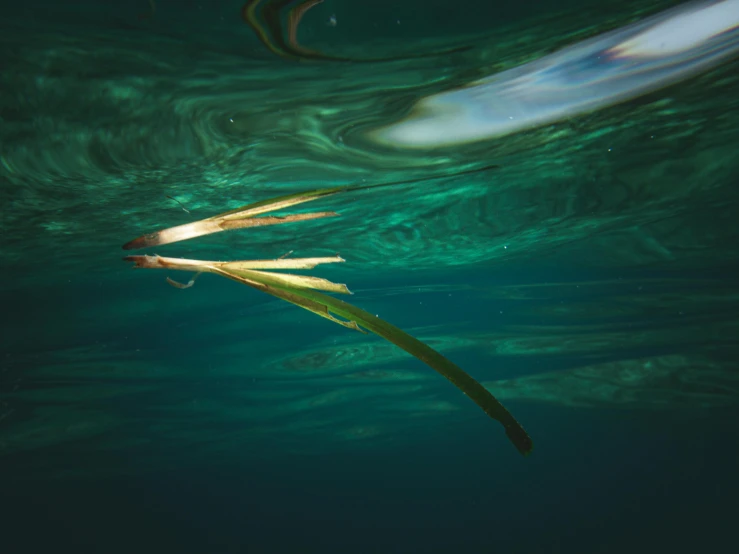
123, 187, 343, 250
123, 165, 500, 250
122, 187, 533, 455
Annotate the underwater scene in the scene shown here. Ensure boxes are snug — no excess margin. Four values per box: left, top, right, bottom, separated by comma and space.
2, 0, 739, 552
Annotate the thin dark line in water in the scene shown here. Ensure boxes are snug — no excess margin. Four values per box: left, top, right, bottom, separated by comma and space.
346, 163, 502, 194
166, 195, 191, 214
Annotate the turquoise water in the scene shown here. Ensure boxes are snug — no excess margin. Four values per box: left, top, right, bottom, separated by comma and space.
2, 1, 739, 552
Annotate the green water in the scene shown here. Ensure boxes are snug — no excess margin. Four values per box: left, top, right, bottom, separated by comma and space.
2, 1, 738, 552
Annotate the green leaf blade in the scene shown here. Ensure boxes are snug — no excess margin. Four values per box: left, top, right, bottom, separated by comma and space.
219, 267, 533, 456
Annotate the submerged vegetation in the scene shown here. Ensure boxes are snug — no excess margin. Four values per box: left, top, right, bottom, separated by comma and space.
123, 186, 533, 456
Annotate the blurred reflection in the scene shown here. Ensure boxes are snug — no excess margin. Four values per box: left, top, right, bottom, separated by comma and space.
375, 0, 739, 147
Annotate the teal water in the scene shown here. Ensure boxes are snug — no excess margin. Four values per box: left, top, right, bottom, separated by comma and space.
2, 1, 739, 552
